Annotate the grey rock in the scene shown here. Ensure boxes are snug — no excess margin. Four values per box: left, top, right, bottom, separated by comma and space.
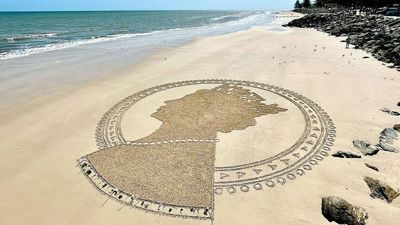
379, 143, 398, 153
353, 140, 380, 156
380, 128, 398, 142
363, 177, 400, 203
365, 163, 379, 172
378, 128, 399, 153
321, 196, 368, 225
394, 124, 400, 132
390, 111, 400, 116
381, 108, 391, 113
285, 11, 400, 69
380, 108, 400, 116
332, 151, 362, 158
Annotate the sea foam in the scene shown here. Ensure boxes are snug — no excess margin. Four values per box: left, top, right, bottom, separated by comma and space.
0, 11, 273, 60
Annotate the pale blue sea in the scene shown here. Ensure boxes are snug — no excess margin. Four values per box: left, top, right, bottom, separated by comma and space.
0, 10, 283, 115
0, 11, 274, 60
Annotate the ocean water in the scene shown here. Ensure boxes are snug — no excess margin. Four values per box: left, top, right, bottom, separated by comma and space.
0, 11, 274, 60
0, 10, 285, 116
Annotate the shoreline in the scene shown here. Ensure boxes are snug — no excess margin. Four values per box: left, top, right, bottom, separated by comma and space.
0, 11, 278, 61
286, 10, 400, 72
1, 11, 399, 225
0, 11, 297, 121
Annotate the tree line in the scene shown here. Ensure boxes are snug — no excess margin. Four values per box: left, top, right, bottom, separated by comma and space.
294, 0, 399, 9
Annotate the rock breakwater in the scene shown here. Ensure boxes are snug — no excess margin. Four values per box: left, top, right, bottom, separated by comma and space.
285, 11, 400, 71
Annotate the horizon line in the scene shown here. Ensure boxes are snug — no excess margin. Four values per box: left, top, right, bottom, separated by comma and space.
0, 9, 288, 13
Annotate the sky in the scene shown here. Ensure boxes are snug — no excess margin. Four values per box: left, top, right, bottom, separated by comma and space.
0, 0, 297, 11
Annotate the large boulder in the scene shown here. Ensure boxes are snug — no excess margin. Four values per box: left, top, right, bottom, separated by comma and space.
321, 196, 368, 225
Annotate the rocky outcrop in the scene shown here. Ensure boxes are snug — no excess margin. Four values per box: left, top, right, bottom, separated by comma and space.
363, 177, 400, 203
321, 196, 368, 225
332, 151, 362, 158
285, 12, 400, 71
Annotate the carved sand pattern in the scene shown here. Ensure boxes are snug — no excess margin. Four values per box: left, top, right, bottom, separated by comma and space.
78, 79, 336, 220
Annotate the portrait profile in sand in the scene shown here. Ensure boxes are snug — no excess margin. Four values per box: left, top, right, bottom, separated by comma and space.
81, 84, 287, 218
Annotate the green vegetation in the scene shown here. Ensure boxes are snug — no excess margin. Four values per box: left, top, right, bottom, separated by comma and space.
294, 0, 302, 9
295, 0, 399, 8
303, 0, 311, 8
313, 0, 398, 7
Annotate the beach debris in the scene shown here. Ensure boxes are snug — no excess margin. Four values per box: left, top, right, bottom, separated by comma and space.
398, 102, 400, 107
321, 196, 368, 225
365, 163, 379, 172
353, 140, 380, 156
381, 108, 400, 116
378, 128, 399, 153
332, 151, 361, 158
363, 177, 400, 203
394, 124, 400, 132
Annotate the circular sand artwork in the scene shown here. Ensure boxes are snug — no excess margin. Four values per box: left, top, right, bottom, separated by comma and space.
78, 79, 335, 220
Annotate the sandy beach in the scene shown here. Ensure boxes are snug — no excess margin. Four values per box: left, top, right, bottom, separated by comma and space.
1, 13, 399, 225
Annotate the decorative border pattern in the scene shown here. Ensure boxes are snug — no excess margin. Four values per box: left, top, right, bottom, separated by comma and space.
78, 157, 212, 219
79, 79, 335, 219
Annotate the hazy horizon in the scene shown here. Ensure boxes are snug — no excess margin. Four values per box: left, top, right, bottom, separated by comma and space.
0, 0, 296, 12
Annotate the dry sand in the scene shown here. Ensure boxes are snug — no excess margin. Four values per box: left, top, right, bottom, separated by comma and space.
1, 14, 400, 225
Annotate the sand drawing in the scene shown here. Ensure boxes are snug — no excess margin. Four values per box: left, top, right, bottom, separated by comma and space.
78, 79, 335, 220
